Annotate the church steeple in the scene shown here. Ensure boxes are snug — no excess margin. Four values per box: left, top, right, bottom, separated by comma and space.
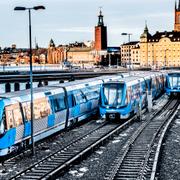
140, 22, 151, 41
98, 8, 104, 26
49, 39, 55, 48
178, 0, 180, 10
175, 0, 180, 11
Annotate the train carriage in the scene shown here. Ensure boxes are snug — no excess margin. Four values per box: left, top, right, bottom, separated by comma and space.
165, 71, 180, 96
0, 74, 126, 156
99, 72, 165, 121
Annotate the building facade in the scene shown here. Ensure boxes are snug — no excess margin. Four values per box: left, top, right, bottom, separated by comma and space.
139, 27, 180, 68
120, 41, 139, 67
121, 2, 180, 69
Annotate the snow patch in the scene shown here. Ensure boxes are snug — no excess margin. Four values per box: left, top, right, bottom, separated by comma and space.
79, 167, 88, 172
45, 149, 51, 153
96, 119, 105, 123
69, 170, 78, 176
175, 119, 180, 125
90, 157, 99, 162
95, 150, 103, 155
76, 172, 84, 177
120, 133, 128, 137
173, 139, 179, 143
112, 139, 120, 143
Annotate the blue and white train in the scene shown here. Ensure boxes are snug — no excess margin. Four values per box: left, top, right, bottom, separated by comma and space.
0, 74, 129, 156
99, 72, 165, 120
165, 71, 180, 96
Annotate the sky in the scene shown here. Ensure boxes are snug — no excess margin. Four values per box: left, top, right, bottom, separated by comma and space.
0, 0, 176, 48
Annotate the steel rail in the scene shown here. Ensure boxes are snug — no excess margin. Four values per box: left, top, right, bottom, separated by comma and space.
9, 117, 136, 180
104, 98, 178, 180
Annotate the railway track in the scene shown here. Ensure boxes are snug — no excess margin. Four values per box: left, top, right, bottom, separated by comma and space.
9, 116, 136, 180
104, 98, 179, 180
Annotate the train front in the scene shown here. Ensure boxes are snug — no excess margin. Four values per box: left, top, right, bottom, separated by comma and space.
99, 81, 130, 120
165, 72, 180, 96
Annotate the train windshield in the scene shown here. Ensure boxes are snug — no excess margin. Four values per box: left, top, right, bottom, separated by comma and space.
102, 83, 124, 107
169, 75, 180, 87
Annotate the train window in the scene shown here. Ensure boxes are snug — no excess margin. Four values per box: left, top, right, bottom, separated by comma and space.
85, 91, 99, 100
0, 112, 6, 134
5, 103, 23, 129
67, 94, 75, 108
103, 83, 123, 107
22, 97, 51, 121
53, 95, 66, 112
22, 102, 31, 121
74, 90, 86, 104
34, 98, 51, 120
83, 86, 99, 100
5, 109, 14, 129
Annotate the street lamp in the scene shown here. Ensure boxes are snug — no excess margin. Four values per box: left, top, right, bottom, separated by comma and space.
121, 33, 132, 71
14, 5, 45, 155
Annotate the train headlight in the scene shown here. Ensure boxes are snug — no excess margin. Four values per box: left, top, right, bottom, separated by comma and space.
102, 114, 105, 119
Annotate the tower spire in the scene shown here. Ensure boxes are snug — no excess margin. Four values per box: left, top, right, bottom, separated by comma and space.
144, 20, 148, 32
178, 0, 180, 10
98, 7, 104, 26
175, 0, 177, 10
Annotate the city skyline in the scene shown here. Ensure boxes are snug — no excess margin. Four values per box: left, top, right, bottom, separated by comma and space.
0, 0, 175, 48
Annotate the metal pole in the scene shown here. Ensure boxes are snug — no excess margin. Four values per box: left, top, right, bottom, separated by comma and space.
128, 34, 131, 72
29, 9, 35, 155
108, 53, 111, 67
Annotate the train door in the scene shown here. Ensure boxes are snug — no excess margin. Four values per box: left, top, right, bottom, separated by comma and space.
133, 83, 141, 113
151, 77, 156, 98
73, 90, 88, 121
5, 103, 24, 143
141, 81, 147, 108
22, 97, 52, 139
83, 85, 100, 112
66, 92, 76, 125
49, 93, 67, 130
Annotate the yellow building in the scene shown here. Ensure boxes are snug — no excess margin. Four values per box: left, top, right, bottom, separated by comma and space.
139, 25, 180, 68
121, 2, 180, 69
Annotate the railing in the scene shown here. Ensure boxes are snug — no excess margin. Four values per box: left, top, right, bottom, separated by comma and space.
0, 64, 64, 72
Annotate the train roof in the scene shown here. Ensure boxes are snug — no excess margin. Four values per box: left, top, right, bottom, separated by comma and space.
103, 71, 164, 86
0, 74, 124, 105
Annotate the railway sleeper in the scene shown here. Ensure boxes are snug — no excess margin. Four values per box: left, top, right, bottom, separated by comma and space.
114, 178, 136, 180
32, 168, 50, 173
117, 171, 139, 175
122, 162, 143, 166
17, 175, 42, 179
120, 168, 140, 173
121, 165, 142, 169
22, 172, 46, 177
115, 174, 138, 178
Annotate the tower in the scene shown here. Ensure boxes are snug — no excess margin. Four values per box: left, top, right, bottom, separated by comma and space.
174, 0, 180, 31
140, 23, 152, 67
47, 39, 56, 64
94, 9, 107, 51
